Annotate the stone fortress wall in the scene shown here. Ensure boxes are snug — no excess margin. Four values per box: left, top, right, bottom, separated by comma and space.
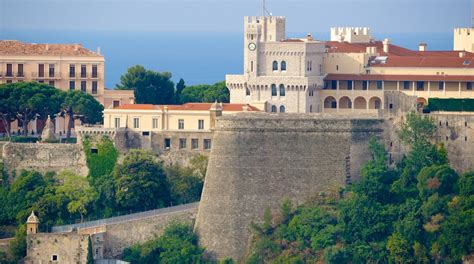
194, 113, 385, 260
1, 142, 88, 178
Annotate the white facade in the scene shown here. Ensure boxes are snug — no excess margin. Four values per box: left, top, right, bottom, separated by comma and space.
330, 27, 372, 43
226, 16, 326, 113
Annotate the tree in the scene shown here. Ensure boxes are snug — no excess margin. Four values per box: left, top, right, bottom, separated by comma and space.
116, 65, 175, 104
114, 150, 170, 211
87, 236, 94, 264
8, 225, 26, 262
5, 82, 63, 135
164, 165, 203, 205
175, 78, 186, 103
60, 90, 103, 139
0, 85, 16, 137
55, 171, 97, 223
180, 81, 230, 103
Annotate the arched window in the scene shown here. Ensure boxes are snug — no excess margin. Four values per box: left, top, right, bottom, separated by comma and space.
281, 61, 287, 71
272, 61, 278, 71
280, 105, 286, 113
271, 105, 277, 112
279, 84, 285, 97
310, 105, 313, 113
246, 87, 251, 96
271, 84, 277, 96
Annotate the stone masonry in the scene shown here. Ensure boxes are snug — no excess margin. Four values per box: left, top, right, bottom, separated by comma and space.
194, 113, 385, 260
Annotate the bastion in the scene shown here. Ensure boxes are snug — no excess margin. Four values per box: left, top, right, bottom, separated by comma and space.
194, 113, 385, 260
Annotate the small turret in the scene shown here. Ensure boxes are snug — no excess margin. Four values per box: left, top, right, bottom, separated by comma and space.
26, 211, 39, 235
41, 115, 56, 142
210, 101, 223, 129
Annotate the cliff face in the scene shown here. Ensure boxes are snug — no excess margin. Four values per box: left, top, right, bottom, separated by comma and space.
194, 113, 384, 260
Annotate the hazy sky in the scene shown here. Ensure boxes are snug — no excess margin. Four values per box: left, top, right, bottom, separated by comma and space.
0, 0, 472, 33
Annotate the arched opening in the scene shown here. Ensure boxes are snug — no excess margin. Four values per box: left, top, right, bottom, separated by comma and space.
339, 96, 352, 109
271, 84, 277, 96
245, 88, 251, 96
280, 105, 286, 113
354, 97, 367, 109
272, 61, 278, 71
324, 96, 337, 109
281, 61, 287, 71
279, 84, 285, 96
271, 105, 277, 113
310, 105, 313, 113
369, 97, 382, 109
417, 97, 427, 108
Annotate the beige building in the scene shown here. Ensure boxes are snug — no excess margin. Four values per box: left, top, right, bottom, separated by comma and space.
227, 16, 474, 114
0, 40, 134, 135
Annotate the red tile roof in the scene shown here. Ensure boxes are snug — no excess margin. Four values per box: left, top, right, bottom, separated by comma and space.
113, 103, 260, 112
326, 40, 474, 68
325, 74, 474, 82
0, 40, 102, 57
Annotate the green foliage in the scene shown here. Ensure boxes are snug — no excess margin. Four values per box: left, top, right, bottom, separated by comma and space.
116, 65, 175, 104
83, 136, 118, 180
189, 154, 209, 179
87, 235, 94, 264
122, 222, 205, 264
165, 165, 203, 205
180, 81, 229, 103
114, 150, 170, 211
427, 98, 474, 112
8, 225, 26, 262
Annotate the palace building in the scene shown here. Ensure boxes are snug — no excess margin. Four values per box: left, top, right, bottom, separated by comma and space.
226, 16, 474, 113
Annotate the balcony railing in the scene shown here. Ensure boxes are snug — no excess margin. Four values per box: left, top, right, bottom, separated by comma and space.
31, 72, 61, 79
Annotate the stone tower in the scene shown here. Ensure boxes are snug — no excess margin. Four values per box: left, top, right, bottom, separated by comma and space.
26, 211, 39, 235
194, 113, 385, 260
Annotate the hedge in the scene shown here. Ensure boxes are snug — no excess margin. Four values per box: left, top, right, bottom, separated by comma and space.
427, 98, 474, 112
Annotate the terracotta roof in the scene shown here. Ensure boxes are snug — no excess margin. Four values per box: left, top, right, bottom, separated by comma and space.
325, 74, 474, 82
369, 56, 474, 68
113, 103, 260, 112
0, 40, 102, 57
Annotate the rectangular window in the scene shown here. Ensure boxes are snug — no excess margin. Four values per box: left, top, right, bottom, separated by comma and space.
49, 64, 55, 77
6, 80, 12, 84
467, 82, 473, 90
191, 139, 199, 150
331, 80, 337, 90
92, 65, 98, 78
439, 82, 444, 90
38, 64, 44, 77
164, 138, 171, 149
179, 138, 187, 149
6, 64, 12, 77
38, 80, 44, 83
204, 139, 212, 150
81, 81, 87, 92
17, 64, 24, 77
113, 100, 120, 108
403, 81, 410, 90
198, 120, 204, 130
142, 131, 150, 136
114, 118, 120, 128
92, 81, 98, 94
81, 65, 87, 78
323, 81, 329, 90
152, 118, 159, 129
416, 81, 425, 91
49, 81, 55, 87
69, 81, 75, 90
133, 117, 140, 129
178, 119, 184, 130
376, 81, 383, 90
347, 80, 353, 90
363, 81, 369, 90
69, 64, 75, 77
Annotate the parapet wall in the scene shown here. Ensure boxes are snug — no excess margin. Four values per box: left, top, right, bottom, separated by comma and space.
195, 113, 385, 260
2, 143, 88, 178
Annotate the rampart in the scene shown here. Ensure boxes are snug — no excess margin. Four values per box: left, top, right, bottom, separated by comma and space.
51, 202, 199, 259
2, 142, 88, 178
194, 113, 385, 260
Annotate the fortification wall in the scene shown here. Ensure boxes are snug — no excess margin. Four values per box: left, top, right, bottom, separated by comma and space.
195, 113, 385, 260
24, 233, 89, 264
2, 143, 88, 178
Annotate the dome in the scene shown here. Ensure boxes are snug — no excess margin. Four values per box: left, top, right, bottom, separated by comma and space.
26, 211, 39, 224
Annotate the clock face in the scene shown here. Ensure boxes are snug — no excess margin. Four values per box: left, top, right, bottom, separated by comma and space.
248, 43, 257, 51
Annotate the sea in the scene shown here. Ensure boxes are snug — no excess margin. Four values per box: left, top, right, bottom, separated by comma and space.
0, 30, 453, 88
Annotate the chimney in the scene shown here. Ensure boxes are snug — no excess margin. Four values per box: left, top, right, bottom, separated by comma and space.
45, 44, 49, 51
460, 51, 466, 58
383, 38, 390, 53
419, 43, 427, 52
97, 47, 101, 55
74, 44, 80, 51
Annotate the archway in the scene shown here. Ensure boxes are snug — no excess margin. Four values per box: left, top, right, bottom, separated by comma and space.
339, 96, 352, 109
354, 97, 367, 109
369, 97, 382, 109
324, 96, 337, 109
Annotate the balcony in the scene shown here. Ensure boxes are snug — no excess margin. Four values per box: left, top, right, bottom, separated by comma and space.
16, 72, 25, 78
31, 72, 61, 79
